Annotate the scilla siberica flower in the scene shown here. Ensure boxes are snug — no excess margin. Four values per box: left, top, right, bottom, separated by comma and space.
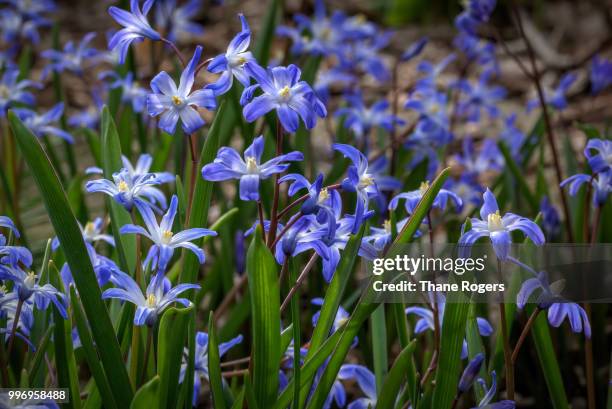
389, 181, 463, 216
335, 92, 404, 140
51, 217, 115, 252
590, 54, 612, 94
0, 234, 32, 269
40, 32, 99, 78
516, 268, 591, 338
201, 135, 303, 201
337, 364, 377, 409
154, 0, 204, 43
205, 14, 254, 96
85, 167, 166, 212
100, 71, 147, 113
561, 170, 612, 206
241, 62, 327, 133
406, 293, 492, 359
147, 46, 216, 134
0, 9, 48, 45
0, 265, 67, 318
333, 143, 380, 230
13, 103, 74, 143
120, 195, 216, 274
473, 371, 515, 409
454, 69, 506, 122
274, 216, 330, 269
584, 138, 612, 173
453, 138, 503, 176
459, 188, 544, 260
527, 72, 576, 112
0, 215, 19, 238
0, 67, 39, 116
458, 353, 484, 393
0, 295, 36, 349
179, 332, 243, 406
102, 272, 199, 326
107, 0, 161, 64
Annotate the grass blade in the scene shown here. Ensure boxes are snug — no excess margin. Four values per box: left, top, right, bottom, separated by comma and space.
208, 312, 227, 409
376, 339, 417, 409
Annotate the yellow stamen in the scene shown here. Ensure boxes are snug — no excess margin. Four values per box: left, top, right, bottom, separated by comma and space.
172, 95, 182, 106
25, 271, 37, 288
360, 176, 374, 188
383, 219, 391, 233
487, 210, 504, 231
84, 222, 95, 236
246, 156, 258, 173
118, 180, 129, 192
279, 86, 291, 99
146, 294, 157, 307
161, 230, 173, 244
317, 188, 329, 204
419, 181, 430, 193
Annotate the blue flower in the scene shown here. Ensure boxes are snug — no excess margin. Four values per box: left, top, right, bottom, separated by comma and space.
52, 217, 115, 252
414, 54, 456, 90
406, 293, 492, 359
276, 0, 345, 56
590, 55, 612, 94
561, 170, 612, 206
0, 9, 48, 44
516, 267, 591, 338
459, 188, 544, 260
389, 181, 463, 215
333, 143, 381, 230
453, 138, 503, 176
100, 71, 147, 113
539, 196, 560, 239
336, 33, 392, 83
59, 244, 120, 290
108, 0, 162, 64
401, 37, 428, 61
120, 195, 216, 274
335, 92, 404, 140
102, 272, 199, 326
584, 138, 612, 173
404, 89, 452, 142
0, 235, 32, 268
445, 176, 484, 208
0, 68, 39, 116
455, 0, 496, 35
205, 14, 254, 96
274, 215, 330, 269
241, 62, 327, 133
0, 295, 36, 350
12, 103, 73, 143
41, 32, 99, 78
337, 364, 377, 409
498, 114, 526, 161
314, 68, 355, 104
202, 135, 303, 201
147, 46, 216, 134
364, 218, 423, 252
453, 33, 497, 69
454, 70, 506, 122
311, 297, 351, 335
403, 119, 452, 179
68, 90, 103, 129
0, 216, 19, 238
154, 0, 204, 43
472, 371, 515, 409
458, 353, 484, 392
0, 265, 67, 318
179, 331, 243, 406
527, 72, 576, 112
85, 167, 167, 212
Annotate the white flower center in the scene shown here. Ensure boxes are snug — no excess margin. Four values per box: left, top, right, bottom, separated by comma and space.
84, 222, 96, 238
278, 86, 291, 101
0, 85, 9, 99
118, 180, 129, 192
245, 156, 258, 173
359, 175, 374, 189
317, 188, 329, 204
172, 95, 183, 106
146, 294, 157, 308
419, 181, 430, 194
161, 230, 173, 245
383, 219, 391, 233
487, 211, 505, 232
24, 272, 37, 288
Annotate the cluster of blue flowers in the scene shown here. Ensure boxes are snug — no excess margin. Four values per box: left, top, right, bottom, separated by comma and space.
1, 0, 611, 407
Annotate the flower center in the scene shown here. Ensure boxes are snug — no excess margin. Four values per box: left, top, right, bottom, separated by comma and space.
146, 294, 157, 308
161, 230, 173, 244
383, 219, 391, 233
25, 271, 37, 288
359, 175, 374, 189
419, 181, 430, 193
0, 85, 9, 99
172, 95, 183, 106
245, 156, 258, 173
118, 180, 129, 192
84, 222, 95, 237
487, 210, 505, 231
278, 86, 291, 100
317, 188, 329, 204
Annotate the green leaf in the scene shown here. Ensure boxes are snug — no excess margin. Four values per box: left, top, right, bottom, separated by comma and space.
101, 106, 136, 275
431, 282, 470, 409
180, 102, 232, 291
465, 303, 487, 402
207, 312, 227, 409
27, 323, 53, 387
305, 303, 378, 409
497, 141, 538, 213
9, 111, 133, 403
253, 0, 281, 65
157, 306, 193, 409
376, 340, 417, 409
130, 376, 160, 409
71, 287, 118, 409
246, 225, 281, 408
371, 305, 388, 392
288, 259, 302, 409
49, 263, 81, 409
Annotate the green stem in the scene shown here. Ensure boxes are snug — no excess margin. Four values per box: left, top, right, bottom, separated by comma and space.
498, 260, 515, 400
